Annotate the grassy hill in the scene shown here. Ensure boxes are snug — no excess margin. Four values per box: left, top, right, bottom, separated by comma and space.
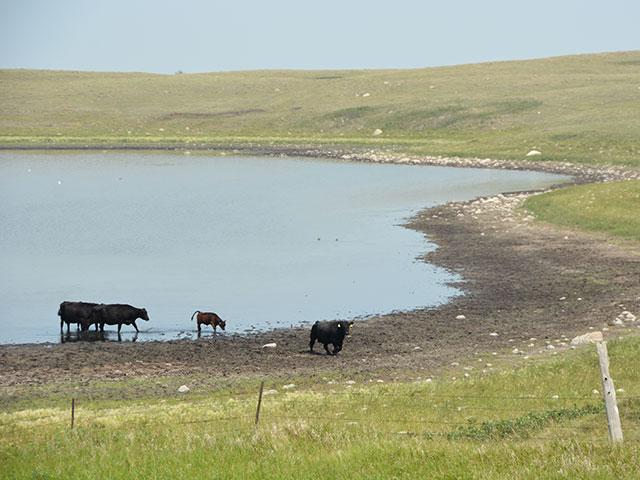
1, 51, 639, 166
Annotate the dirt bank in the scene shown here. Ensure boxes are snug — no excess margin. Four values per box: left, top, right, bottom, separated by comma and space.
1, 154, 639, 392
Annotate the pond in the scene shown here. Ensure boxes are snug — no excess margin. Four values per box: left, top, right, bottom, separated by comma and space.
0, 152, 568, 343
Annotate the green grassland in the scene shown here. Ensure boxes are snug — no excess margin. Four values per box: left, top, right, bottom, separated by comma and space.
524, 181, 640, 242
1, 51, 640, 166
2, 337, 640, 479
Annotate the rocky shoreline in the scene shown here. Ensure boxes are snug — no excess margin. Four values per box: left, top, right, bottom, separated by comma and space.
1, 149, 639, 395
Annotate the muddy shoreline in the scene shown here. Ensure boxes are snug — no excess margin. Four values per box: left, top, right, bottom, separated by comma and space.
1, 151, 639, 390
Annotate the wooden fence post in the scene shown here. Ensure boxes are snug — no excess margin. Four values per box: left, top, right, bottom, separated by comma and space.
255, 381, 265, 426
596, 341, 623, 442
71, 398, 75, 429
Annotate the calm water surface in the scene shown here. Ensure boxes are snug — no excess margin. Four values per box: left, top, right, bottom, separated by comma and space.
0, 153, 568, 343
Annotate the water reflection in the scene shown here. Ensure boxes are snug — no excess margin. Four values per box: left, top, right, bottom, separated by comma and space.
196, 330, 223, 339
60, 331, 138, 343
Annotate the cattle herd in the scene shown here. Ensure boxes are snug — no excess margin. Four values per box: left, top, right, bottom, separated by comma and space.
57, 301, 354, 354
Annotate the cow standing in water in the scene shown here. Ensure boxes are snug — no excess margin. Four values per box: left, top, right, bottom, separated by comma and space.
58, 301, 99, 333
191, 311, 226, 333
92, 304, 149, 333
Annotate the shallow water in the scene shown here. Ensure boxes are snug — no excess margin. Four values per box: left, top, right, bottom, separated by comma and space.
0, 152, 568, 343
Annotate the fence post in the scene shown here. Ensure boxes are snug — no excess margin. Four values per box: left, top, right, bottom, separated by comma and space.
71, 398, 75, 429
596, 341, 623, 443
255, 381, 265, 426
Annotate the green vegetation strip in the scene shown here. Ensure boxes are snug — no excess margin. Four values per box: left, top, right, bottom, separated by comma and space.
2, 337, 640, 478
524, 180, 640, 241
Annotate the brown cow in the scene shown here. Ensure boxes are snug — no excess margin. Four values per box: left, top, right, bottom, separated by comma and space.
191, 310, 226, 333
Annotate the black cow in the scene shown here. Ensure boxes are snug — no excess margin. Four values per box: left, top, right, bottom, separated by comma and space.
58, 301, 99, 333
309, 320, 354, 355
92, 304, 149, 333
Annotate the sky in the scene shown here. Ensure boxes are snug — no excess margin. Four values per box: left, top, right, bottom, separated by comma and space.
1, 0, 638, 73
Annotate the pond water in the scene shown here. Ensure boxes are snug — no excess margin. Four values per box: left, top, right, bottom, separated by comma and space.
0, 152, 568, 344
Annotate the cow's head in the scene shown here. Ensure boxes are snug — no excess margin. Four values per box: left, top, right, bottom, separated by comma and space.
337, 321, 355, 336
140, 308, 149, 321
218, 319, 226, 331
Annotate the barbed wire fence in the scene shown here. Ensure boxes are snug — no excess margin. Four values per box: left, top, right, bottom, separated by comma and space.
10, 341, 638, 443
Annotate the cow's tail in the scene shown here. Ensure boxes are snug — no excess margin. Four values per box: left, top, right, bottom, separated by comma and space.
191, 310, 201, 321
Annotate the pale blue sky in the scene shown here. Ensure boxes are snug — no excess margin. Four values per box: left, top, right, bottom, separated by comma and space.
1, 0, 638, 73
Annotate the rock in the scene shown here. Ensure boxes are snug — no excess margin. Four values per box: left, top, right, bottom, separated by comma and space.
262, 343, 277, 349
526, 150, 542, 157
570, 331, 603, 345
489, 332, 499, 337
178, 385, 190, 393
413, 346, 422, 351
282, 384, 295, 390
455, 314, 466, 320
617, 311, 636, 323
546, 344, 556, 350
612, 318, 625, 326
362, 92, 371, 97
372, 128, 383, 136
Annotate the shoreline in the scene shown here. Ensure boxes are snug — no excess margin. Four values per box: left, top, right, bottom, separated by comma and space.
1, 149, 639, 392
3, 144, 640, 182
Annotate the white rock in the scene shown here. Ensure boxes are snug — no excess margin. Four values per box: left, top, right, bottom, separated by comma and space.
177, 385, 190, 393
345, 380, 356, 385
262, 343, 277, 348
617, 311, 636, 323
362, 92, 371, 97
456, 314, 466, 320
551, 395, 559, 399
526, 150, 542, 157
413, 346, 422, 351
592, 389, 599, 395
546, 344, 556, 350
489, 332, 499, 337
372, 128, 383, 136
282, 384, 296, 390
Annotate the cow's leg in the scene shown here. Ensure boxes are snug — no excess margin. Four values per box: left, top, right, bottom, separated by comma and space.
118, 323, 122, 333
197, 321, 201, 333
213, 324, 217, 333
100, 323, 104, 332
323, 343, 331, 355
309, 337, 316, 352
132, 321, 139, 333
66, 322, 70, 334
333, 343, 342, 355
60, 319, 63, 333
